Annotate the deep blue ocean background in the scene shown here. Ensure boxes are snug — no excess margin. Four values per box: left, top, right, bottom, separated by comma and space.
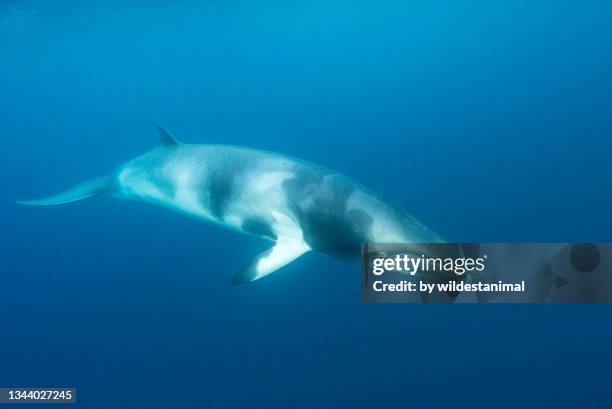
2, 1, 612, 408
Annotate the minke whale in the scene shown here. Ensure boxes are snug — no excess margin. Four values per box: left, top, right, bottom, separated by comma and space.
18, 127, 451, 284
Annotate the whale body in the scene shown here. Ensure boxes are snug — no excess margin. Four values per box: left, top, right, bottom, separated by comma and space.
19, 127, 447, 284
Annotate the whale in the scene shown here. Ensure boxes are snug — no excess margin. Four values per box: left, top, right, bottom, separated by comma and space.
18, 127, 451, 284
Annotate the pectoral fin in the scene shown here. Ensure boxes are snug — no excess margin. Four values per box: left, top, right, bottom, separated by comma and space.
232, 238, 310, 285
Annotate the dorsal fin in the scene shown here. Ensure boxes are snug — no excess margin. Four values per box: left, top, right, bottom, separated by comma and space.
157, 126, 179, 146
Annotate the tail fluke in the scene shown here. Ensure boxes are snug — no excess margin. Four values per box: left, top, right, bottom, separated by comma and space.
17, 177, 110, 206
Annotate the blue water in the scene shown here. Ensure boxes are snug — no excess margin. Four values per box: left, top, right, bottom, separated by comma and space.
2, 1, 611, 408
